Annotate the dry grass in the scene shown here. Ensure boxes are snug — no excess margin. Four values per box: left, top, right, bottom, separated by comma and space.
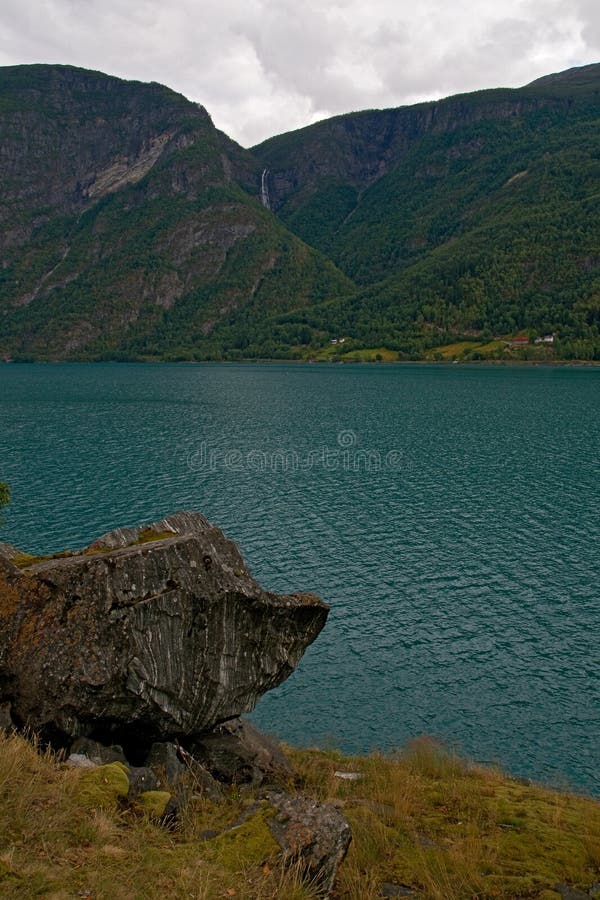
0, 731, 598, 899
0, 731, 317, 899
288, 737, 600, 899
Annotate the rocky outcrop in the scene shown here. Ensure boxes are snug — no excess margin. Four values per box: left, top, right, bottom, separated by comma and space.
0, 511, 351, 894
188, 716, 295, 785
0, 511, 328, 752
266, 792, 352, 895
0, 67, 213, 249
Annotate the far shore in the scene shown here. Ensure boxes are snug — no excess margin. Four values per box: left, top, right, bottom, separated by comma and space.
2, 357, 600, 367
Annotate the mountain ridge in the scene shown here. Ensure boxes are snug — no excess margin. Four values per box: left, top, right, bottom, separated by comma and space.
1, 62, 600, 360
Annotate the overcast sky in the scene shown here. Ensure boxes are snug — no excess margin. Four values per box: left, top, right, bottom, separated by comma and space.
0, 0, 598, 146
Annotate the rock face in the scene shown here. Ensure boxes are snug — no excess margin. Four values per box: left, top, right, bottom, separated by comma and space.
0, 512, 328, 752
0, 65, 351, 361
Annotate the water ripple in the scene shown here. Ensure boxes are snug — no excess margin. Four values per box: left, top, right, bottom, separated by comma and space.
0, 362, 598, 794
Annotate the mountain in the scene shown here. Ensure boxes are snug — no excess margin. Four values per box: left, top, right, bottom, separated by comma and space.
252, 64, 600, 360
0, 65, 351, 360
1, 62, 600, 361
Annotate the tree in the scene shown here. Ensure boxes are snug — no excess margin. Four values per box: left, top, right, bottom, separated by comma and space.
0, 482, 10, 528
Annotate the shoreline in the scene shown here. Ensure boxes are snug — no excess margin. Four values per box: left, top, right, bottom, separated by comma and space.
2, 728, 599, 898
2, 358, 600, 368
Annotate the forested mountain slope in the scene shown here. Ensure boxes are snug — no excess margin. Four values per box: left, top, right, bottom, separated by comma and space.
1, 63, 600, 360
252, 64, 600, 359
0, 65, 351, 360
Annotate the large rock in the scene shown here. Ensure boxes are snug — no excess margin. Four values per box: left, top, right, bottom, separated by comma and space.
0, 512, 328, 752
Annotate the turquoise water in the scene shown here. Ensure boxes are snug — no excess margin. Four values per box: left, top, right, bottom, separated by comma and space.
0, 363, 598, 794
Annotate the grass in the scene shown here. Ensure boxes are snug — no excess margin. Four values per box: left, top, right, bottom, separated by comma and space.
475, 340, 506, 355
337, 347, 400, 363
0, 731, 316, 899
307, 346, 400, 362
288, 737, 600, 899
424, 338, 559, 362
425, 341, 485, 360
0, 731, 598, 899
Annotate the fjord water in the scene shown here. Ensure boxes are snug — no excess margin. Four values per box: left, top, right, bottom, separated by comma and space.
1, 363, 598, 794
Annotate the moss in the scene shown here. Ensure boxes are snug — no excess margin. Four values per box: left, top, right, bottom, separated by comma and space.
209, 806, 280, 870
12, 549, 73, 568
75, 762, 130, 810
11, 553, 47, 568
137, 791, 172, 818
135, 528, 174, 545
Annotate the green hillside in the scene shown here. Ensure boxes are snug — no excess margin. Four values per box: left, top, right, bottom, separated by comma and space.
252, 64, 600, 360
1, 63, 600, 360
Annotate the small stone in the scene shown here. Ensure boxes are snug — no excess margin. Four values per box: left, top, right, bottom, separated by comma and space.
554, 886, 592, 900
0, 701, 13, 732
416, 832, 438, 849
379, 885, 416, 898
71, 738, 127, 766
184, 760, 223, 802
146, 742, 186, 787
77, 762, 130, 809
198, 829, 220, 841
127, 766, 160, 798
173, 743, 223, 802
334, 771, 363, 780
209, 807, 279, 868
66, 753, 97, 769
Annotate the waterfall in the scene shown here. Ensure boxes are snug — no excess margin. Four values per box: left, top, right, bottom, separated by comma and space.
260, 169, 270, 209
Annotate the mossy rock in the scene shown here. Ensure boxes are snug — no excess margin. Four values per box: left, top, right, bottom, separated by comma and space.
136, 528, 175, 545
137, 790, 172, 818
209, 807, 279, 870
76, 762, 130, 809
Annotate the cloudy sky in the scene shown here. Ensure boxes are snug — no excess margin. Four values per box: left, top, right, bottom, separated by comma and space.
0, 0, 598, 146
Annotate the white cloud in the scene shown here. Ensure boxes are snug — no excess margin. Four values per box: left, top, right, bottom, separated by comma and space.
0, 0, 597, 145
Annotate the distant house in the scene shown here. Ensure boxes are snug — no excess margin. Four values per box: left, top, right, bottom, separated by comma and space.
534, 334, 555, 344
